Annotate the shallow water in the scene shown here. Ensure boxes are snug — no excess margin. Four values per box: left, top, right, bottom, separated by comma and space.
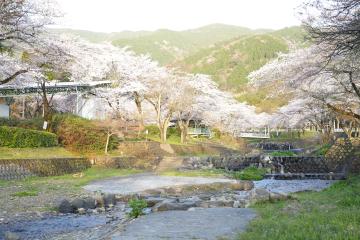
0, 206, 128, 240
254, 179, 336, 193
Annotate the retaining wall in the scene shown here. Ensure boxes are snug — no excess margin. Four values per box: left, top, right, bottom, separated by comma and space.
91, 155, 162, 170
0, 157, 90, 180
182, 155, 331, 174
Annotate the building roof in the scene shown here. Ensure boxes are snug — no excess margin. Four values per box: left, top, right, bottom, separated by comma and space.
0, 80, 112, 97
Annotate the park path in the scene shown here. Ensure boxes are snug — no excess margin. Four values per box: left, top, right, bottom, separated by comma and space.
111, 208, 256, 240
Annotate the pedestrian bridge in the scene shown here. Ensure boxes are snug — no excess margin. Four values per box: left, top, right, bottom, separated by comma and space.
237, 132, 270, 139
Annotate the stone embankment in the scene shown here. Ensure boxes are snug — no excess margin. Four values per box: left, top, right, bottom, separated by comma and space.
0, 158, 90, 180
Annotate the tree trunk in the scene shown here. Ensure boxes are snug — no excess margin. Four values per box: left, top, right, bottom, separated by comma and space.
178, 121, 189, 144
134, 92, 145, 134
160, 125, 168, 143
41, 81, 52, 123
105, 132, 112, 154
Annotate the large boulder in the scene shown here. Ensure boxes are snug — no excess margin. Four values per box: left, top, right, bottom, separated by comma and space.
145, 197, 169, 207
70, 198, 85, 210
83, 197, 96, 209
103, 194, 116, 207
249, 188, 270, 204
269, 191, 289, 201
152, 199, 197, 212
58, 199, 74, 214
208, 196, 234, 208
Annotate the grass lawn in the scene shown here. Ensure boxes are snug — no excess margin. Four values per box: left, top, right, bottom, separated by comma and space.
0, 147, 81, 159
238, 176, 360, 240
2, 166, 143, 189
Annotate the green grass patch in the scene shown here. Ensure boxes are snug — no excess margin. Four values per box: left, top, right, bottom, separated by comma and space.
0, 147, 80, 159
11, 190, 39, 197
232, 167, 267, 180
238, 176, 360, 240
160, 169, 227, 178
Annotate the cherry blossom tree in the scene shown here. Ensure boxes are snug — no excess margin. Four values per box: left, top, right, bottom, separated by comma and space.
0, 0, 59, 85
249, 45, 360, 126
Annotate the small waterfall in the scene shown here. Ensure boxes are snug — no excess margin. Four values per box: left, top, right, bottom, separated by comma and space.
280, 164, 284, 174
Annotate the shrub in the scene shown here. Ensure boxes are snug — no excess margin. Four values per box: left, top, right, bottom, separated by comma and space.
145, 125, 181, 139
0, 126, 58, 148
270, 151, 297, 157
0, 117, 43, 130
315, 144, 332, 156
232, 166, 267, 180
50, 114, 118, 152
128, 198, 147, 218
145, 125, 160, 136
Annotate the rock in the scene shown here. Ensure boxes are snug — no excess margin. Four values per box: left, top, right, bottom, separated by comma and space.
269, 191, 289, 201
103, 194, 116, 207
4, 231, 20, 240
199, 201, 210, 208
142, 208, 152, 215
83, 197, 96, 209
250, 188, 270, 203
233, 200, 247, 208
152, 199, 197, 212
58, 199, 74, 214
145, 197, 168, 207
95, 195, 105, 207
77, 208, 86, 215
209, 200, 234, 208
97, 207, 106, 213
71, 198, 85, 210
197, 194, 211, 201
240, 181, 255, 191
179, 196, 202, 206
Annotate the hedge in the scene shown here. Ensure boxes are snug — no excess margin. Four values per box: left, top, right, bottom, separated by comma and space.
0, 126, 58, 148
50, 114, 118, 152
0, 117, 43, 130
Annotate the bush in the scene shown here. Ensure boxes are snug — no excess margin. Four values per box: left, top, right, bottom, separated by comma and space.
315, 144, 332, 156
0, 117, 43, 130
145, 125, 160, 136
270, 151, 297, 157
50, 114, 118, 152
232, 166, 267, 181
145, 125, 181, 139
0, 126, 58, 148
128, 198, 147, 218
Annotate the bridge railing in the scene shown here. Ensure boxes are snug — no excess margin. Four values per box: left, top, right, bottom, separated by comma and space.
237, 132, 270, 139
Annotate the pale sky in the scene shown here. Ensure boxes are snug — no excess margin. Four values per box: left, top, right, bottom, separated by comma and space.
55, 0, 304, 33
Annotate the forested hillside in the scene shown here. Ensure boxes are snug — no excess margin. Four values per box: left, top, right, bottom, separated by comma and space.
53, 25, 307, 113
178, 26, 307, 91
